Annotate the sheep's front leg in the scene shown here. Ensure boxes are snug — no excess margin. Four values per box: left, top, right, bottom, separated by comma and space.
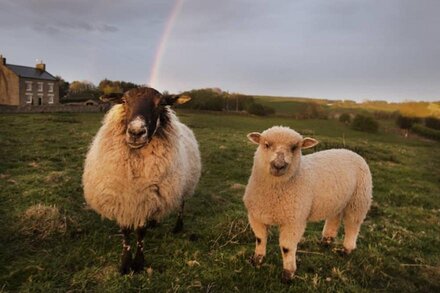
132, 226, 147, 273
172, 200, 184, 234
248, 214, 268, 267
279, 223, 305, 283
119, 227, 132, 275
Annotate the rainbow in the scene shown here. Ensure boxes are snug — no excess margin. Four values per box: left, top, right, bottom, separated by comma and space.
148, 0, 184, 88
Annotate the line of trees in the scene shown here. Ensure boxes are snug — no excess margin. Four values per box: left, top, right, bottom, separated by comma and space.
176, 88, 275, 116
58, 78, 141, 103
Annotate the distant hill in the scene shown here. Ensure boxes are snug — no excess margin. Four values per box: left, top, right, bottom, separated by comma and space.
254, 95, 440, 118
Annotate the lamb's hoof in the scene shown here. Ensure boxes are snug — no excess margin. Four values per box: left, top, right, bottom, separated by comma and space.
131, 251, 145, 273
281, 269, 295, 284
119, 252, 133, 275
249, 254, 264, 268
172, 218, 184, 234
321, 236, 335, 247
334, 247, 352, 256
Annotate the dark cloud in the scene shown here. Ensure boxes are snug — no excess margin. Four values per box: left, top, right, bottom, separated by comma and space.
1, 0, 439, 101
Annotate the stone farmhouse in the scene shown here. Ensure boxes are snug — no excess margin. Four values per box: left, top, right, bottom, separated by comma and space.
0, 55, 59, 106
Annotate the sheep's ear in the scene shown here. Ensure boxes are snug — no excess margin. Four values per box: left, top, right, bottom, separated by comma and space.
161, 94, 191, 106
247, 132, 261, 144
100, 92, 124, 103
301, 137, 319, 149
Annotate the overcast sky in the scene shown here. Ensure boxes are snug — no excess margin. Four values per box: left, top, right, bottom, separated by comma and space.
1, 0, 439, 102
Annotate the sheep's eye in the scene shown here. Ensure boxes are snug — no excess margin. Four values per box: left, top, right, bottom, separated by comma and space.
264, 142, 270, 149
291, 144, 297, 152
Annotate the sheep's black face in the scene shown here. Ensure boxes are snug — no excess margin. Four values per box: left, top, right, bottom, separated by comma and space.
100, 87, 191, 149
123, 88, 163, 149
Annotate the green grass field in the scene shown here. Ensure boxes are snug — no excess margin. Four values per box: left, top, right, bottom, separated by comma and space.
0, 111, 439, 292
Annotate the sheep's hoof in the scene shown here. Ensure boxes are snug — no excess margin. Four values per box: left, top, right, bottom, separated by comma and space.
132, 250, 145, 273
281, 269, 295, 284
119, 251, 133, 275
321, 236, 335, 247
146, 219, 158, 229
249, 254, 264, 268
172, 217, 184, 234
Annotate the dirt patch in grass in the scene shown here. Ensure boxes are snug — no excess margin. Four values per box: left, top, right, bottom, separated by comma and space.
45, 171, 69, 184
20, 204, 68, 239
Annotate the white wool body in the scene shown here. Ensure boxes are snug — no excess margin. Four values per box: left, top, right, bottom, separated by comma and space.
83, 105, 201, 228
244, 149, 372, 226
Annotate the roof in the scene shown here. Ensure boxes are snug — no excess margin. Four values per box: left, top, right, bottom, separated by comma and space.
5, 64, 57, 81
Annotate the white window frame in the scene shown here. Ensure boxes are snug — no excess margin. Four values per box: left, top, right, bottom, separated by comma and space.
48, 94, 54, 104
25, 93, 33, 104
25, 81, 33, 91
37, 82, 43, 92
48, 82, 54, 93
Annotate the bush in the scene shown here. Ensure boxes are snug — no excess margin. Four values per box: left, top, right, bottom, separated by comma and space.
339, 113, 351, 124
425, 116, 440, 130
351, 114, 379, 133
246, 103, 275, 116
396, 114, 421, 129
412, 124, 440, 141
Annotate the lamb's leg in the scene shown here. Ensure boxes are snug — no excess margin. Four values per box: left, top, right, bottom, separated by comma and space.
172, 200, 184, 234
279, 223, 306, 283
132, 226, 147, 273
248, 215, 268, 267
341, 212, 362, 254
119, 227, 132, 275
321, 213, 342, 246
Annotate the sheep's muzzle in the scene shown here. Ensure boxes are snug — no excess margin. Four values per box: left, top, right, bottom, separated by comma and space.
126, 116, 148, 149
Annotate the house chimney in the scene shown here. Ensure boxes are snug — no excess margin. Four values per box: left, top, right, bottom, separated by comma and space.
36, 60, 46, 71
0, 54, 5, 65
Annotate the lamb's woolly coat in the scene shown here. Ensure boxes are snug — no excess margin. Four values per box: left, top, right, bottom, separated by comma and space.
83, 104, 201, 228
244, 148, 372, 226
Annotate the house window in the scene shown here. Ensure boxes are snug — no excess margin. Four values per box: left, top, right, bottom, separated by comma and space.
37, 93, 43, 105
25, 81, 33, 91
25, 93, 33, 104
37, 82, 43, 92
48, 83, 54, 93
48, 94, 54, 104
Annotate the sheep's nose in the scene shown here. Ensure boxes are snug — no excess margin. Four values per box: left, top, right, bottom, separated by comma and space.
128, 127, 146, 138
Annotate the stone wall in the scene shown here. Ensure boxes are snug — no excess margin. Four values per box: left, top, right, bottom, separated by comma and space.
0, 104, 110, 113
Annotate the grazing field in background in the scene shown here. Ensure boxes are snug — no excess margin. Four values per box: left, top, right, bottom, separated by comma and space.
0, 111, 439, 292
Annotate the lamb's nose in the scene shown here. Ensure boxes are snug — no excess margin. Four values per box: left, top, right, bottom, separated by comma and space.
271, 160, 287, 170
128, 127, 146, 138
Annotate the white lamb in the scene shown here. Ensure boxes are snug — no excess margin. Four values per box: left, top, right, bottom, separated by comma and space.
243, 126, 372, 283
83, 87, 201, 274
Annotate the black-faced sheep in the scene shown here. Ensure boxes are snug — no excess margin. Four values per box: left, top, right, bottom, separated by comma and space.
243, 126, 372, 283
83, 87, 201, 274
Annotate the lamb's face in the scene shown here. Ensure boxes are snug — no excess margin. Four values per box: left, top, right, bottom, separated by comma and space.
100, 87, 191, 149
247, 126, 318, 177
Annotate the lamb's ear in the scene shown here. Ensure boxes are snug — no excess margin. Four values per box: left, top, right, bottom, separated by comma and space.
247, 132, 261, 144
160, 94, 191, 106
100, 92, 124, 103
301, 137, 319, 149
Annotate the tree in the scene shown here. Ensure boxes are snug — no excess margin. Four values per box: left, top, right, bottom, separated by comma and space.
339, 113, 351, 124
351, 114, 379, 133
55, 75, 69, 99
69, 80, 96, 93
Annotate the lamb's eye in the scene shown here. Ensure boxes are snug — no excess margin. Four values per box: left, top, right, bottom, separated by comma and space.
291, 144, 297, 152
264, 142, 270, 149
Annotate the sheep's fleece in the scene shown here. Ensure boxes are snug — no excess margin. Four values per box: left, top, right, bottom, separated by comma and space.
83, 105, 201, 228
